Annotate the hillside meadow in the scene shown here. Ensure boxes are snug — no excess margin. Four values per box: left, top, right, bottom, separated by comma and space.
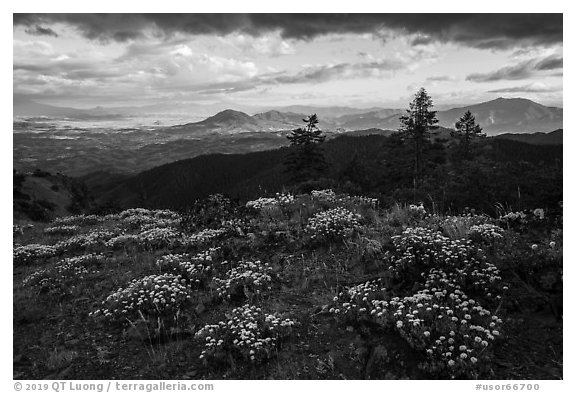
13, 191, 562, 379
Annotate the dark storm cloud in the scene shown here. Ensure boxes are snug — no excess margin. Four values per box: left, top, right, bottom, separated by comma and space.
534, 56, 563, 70
466, 55, 563, 82
24, 25, 58, 37
14, 13, 562, 49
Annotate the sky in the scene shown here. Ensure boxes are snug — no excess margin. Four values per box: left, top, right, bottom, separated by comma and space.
13, 14, 563, 110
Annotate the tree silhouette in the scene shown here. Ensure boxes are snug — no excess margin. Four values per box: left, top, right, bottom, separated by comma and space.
285, 114, 328, 183
452, 110, 485, 159
399, 88, 439, 186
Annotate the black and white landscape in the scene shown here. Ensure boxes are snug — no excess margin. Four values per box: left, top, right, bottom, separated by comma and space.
13, 14, 562, 381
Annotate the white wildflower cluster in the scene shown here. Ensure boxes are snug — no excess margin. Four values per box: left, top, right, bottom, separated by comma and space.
138, 227, 182, 249
220, 218, 249, 236
389, 227, 451, 272
23, 253, 105, 292
184, 228, 228, 247
118, 208, 153, 218
156, 248, 220, 287
439, 214, 492, 239
500, 211, 527, 222
195, 304, 297, 363
55, 229, 119, 253
246, 193, 295, 210
105, 227, 184, 250
468, 224, 504, 243
90, 273, 191, 324
207, 193, 231, 206
409, 203, 427, 217
213, 260, 273, 301
53, 214, 102, 227
13, 244, 57, 265
104, 234, 140, 250
275, 192, 295, 205
389, 288, 502, 376
116, 208, 182, 229
311, 189, 337, 202
246, 197, 278, 210
533, 208, 545, 220
44, 225, 80, 236
13, 225, 24, 237
305, 207, 361, 242
330, 279, 503, 377
152, 209, 182, 220
328, 279, 388, 320
424, 262, 504, 303
343, 195, 379, 208
389, 227, 504, 298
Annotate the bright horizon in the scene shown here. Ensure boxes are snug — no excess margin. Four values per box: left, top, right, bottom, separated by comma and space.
13, 14, 563, 110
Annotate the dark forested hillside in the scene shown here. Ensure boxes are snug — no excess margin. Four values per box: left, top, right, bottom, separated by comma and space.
88, 134, 562, 215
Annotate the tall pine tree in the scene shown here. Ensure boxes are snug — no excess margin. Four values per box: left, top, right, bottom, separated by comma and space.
285, 114, 328, 183
451, 110, 485, 159
399, 88, 439, 186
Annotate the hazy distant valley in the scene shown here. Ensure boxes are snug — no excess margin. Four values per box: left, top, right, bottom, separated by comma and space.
14, 97, 563, 177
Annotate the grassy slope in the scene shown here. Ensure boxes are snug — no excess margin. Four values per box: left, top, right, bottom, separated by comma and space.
13, 198, 562, 380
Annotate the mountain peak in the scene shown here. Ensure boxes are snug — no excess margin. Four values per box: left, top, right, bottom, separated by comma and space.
198, 109, 256, 126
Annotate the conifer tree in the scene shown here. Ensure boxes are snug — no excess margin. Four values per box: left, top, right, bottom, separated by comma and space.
399, 88, 439, 185
285, 114, 328, 183
452, 110, 485, 158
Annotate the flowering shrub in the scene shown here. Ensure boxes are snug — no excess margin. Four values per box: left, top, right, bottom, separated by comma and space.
195, 304, 297, 364
330, 279, 503, 378
499, 211, 528, 230
122, 214, 160, 229
140, 218, 182, 231
437, 214, 491, 240
305, 207, 361, 243
344, 195, 379, 209
388, 227, 504, 299
44, 225, 80, 236
184, 228, 228, 247
105, 234, 140, 250
533, 208, 545, 220
54, 230, 119, 253
90, 274, 191, 325
409, 203, 427, 218
221, 218, 250, 236
389, 289, 502, 377
138, 227, 182, 249
23, 253, 105, 293
389, 227, 449, 270
13, 225, 24, 237
114, 209, 181, 230
213, 260, 273, 301
53, 214, 102, 227
105, 227, 184, 250
152, 209, 182, 220
468, 224, 504, 244
246, 197, 279, 210
246, 193, 295, 221
118, 208, 153, 219
14, 244, 57, 265
311, 189, 337, 202
156, 248, 220, 287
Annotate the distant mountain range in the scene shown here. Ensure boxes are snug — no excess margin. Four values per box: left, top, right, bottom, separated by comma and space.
13, 96, 123, 120
15, 97, 562, 136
